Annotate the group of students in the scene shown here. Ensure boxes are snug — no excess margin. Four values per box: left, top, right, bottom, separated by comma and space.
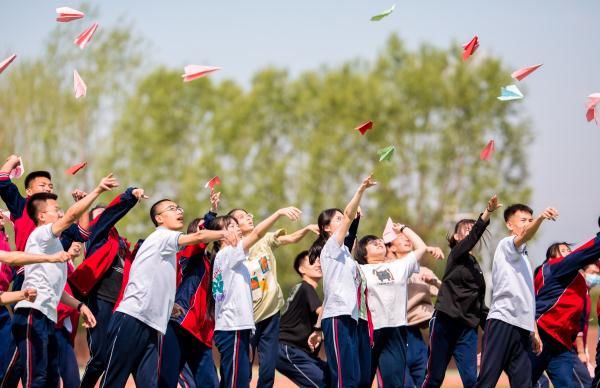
0, 153, 599, 388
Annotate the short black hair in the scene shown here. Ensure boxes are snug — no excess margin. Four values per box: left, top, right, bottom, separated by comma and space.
150, 199, 173, 227
88, 204, 106, 221
26, 192, 58, 225
355, 235, 380, 265
503, 204, 533, 222
24, 171, 51, 190
293, 250, 309, 276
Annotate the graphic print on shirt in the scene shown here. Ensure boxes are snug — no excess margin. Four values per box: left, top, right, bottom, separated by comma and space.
373, 268, 394, 283
212, 265, 225, 303
249, 255, 270, 302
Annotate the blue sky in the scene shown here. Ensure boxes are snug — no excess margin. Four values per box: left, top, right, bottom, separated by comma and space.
2, 1, 599, 263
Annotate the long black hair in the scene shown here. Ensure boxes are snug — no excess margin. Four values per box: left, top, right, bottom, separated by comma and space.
309, 208, 343, 264
204, 215, 238, 320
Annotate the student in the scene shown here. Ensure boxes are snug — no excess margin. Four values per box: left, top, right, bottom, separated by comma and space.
311, 175, 375, 388
158, 190, 221, 388
2, 173, 116, 388
476, 203, 559, 387
531, 235, 600, 387
100, 199, 238, 388
206, 206, 301, 388
0, 155, 90, 286
354, 222, 428, 387
68, 187, 147, 388
276, 249, 328, 388
227, 208, 317, 388
423, 195, 500, 388
576, 262, 599, 386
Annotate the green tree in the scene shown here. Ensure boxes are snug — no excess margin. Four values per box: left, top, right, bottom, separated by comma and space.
104, 34, 531, 295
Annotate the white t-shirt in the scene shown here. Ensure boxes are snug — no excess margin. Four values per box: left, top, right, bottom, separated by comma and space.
213, 240, 255, 331
321, 235, 361, 321
360, 252, 419, 329
16, 223, 66, 323
487, 236, 535, 332
116, 227, 182, 335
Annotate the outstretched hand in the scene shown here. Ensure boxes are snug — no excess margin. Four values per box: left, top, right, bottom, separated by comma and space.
132, 188, 149, 201
540, 207, 559, 222
97, 173, 119, 193
359, 175, 377, 191
277, 207, 302, 221
486, 195, 502, 213
210, 189, 221, 212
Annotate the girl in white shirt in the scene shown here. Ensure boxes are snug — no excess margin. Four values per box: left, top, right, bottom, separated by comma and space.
354, 223, 427, 387
206, 207, 301, 388
309, 175, 376, 388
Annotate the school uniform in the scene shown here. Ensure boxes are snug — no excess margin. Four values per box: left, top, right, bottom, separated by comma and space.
405, 267, 439, 388
101, 226, 182, 388
476, 236, 535, 388
213, 240, 254, 388
0, 231, 15, 382
159, 223, 220, 388
320, 235, 362, 388
424, 215, 489, 388
246, 230, 285, 388
3, 223, 68, 388
531, 234, 600, 387
276, 281, 327, 388
360, 252, 419, 388
0, 174, 89, 382
66, 188, 139, 388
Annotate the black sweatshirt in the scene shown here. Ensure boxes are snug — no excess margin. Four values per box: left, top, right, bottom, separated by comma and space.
435, 215, 489, 328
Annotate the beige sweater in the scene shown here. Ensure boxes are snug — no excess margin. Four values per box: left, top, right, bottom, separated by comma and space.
407, 267, 441, 326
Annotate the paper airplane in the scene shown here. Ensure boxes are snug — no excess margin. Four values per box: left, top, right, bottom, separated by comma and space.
73, 70, 87, 98
382, 217, 398, 243
370, 5, 395, 21
74, 23, 98, 49
66, 161, 87, 175
377, 145, 395, 162
586, 93, 600, 124
356, 121, 373, 135
511, 64, 543, 81
205, 176, 221, 189
462, 36, 479, 61
56, 7, 84, 22
479, 140, 495, 161
497, 85, 524, 101
182, 65, 221, 82
0, 54, 17, 74
9, 157, 24, 179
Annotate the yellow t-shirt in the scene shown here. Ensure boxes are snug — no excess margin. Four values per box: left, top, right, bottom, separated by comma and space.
245, 230, 285, 322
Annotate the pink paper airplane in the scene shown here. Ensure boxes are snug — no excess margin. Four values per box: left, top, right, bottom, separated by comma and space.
586, 93, 600, 124
73, 70, 87, 98
479, 140, 495, 161
56, 7, 84, 22
182, 65, 221, 82
382, 217, 398, 244
0, 54, 17, 74
205, 176, 221, 189
356, 121, 373, 135
511, 64, 543, 81
66, 161, 87, 175
462, 36, 479, 61
74, 23, 98, 49
9, 157, 24, 179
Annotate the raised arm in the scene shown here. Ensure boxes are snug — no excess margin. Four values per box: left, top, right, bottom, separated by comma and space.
178, 229, 237, 248
451, 195, 501, 258
334, 176, 376, 246
394, 224, 428, 261
0, 250, 70, 266
514, 207, 558, 248
242, 207, 302, 252
0, 155, 26, 216
52, 174, 120, 236
277, 224, 319, 246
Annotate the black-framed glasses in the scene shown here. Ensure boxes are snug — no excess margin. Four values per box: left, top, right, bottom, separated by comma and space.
156, 205, 184, 215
